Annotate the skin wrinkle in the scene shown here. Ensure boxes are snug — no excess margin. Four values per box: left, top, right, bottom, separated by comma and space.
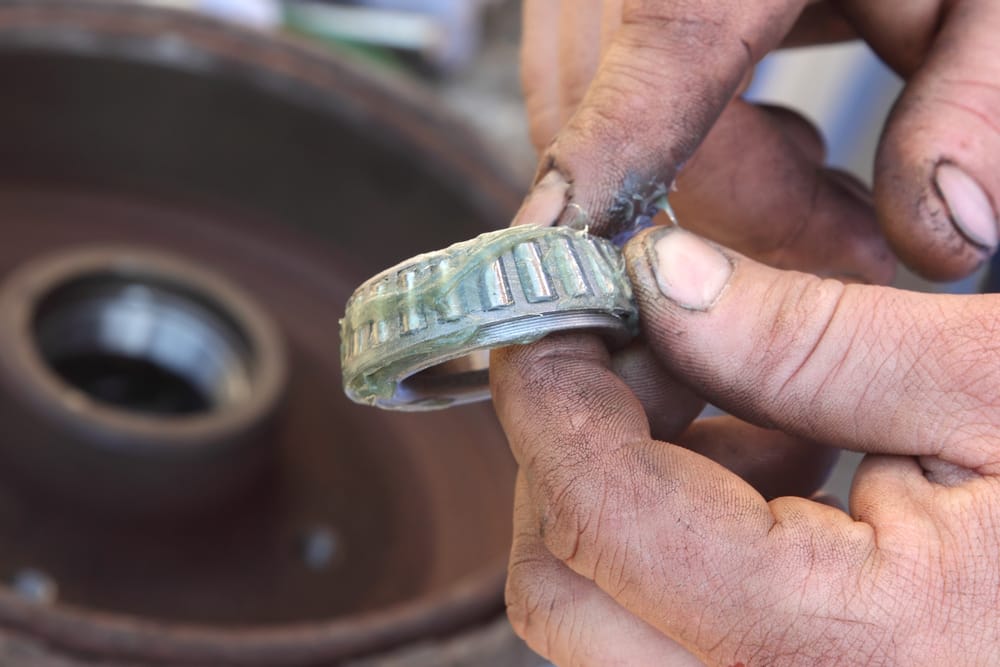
619, 5, 730, 51
827, 288, 903, 444
540, 440, 655, 570
837, 310, 892, 444
914, 306, 1000, 468
940, 76, 1000, 96
692, 575, 737, 655
504, 476, 665, 666
769, 279, 848, 425
509, 570, 552, 652
932, 96, 1000, 138
501, 0, 1000, 660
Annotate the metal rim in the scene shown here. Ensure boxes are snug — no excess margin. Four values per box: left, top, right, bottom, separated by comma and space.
391, 311, 633, 409
341, 226, 638, 411
0, 245, 287, 450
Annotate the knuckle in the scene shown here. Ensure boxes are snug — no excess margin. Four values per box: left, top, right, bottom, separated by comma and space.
767, 497, 875, 575
750, 277, 837, 387
752, 277, 865, 422
622, 0, 730, 48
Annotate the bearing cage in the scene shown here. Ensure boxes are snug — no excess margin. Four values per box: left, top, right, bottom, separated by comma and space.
341, 226, 638, 410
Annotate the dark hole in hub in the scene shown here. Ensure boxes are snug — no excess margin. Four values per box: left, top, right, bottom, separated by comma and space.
50, 354, 211, 416
32, 272, 255, 418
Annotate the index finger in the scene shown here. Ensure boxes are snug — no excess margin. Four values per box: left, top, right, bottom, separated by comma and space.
514, 0, 810, 236
489, 334, 875, 662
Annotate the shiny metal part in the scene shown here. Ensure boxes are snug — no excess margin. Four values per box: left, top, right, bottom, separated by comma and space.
341, 226, 638, 410
0, 246, 287, 515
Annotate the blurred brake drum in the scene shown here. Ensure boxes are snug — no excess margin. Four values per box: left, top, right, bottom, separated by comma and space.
0, 1, 530, 664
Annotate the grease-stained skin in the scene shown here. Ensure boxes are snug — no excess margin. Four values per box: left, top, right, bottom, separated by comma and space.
498, 0, 1000, 664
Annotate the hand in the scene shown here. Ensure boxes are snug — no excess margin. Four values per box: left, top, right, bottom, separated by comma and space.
516, 0, 1000, 281
510, 0, 900, 530
492, 227, 1000, 665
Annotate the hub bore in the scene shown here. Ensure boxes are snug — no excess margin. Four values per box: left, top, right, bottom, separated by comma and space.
0, 246, 288, 516
34, 271, 255, 417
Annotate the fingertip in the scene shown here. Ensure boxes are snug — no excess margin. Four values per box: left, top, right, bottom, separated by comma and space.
874, 150, 995, 281
871, 4, 1000, 282
624, 226, 736, 313
848, 454, 929, 526
510, 169, 570, 227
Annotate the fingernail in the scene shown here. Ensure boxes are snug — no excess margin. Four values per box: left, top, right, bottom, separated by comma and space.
649, 228, 732, 310
511, 170, 569, 227
934, 162, 998, 250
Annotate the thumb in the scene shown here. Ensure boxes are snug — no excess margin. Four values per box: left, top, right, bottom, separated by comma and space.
624, 225, 1000, 473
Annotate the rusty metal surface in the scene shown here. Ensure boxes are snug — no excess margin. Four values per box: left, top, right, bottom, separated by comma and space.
0, 1, 522, 664
0, 245, 291, 517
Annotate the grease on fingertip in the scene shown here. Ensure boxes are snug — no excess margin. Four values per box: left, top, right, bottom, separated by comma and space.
611, 195, 675, 247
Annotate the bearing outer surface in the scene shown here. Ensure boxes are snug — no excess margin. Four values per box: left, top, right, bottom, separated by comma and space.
341, 226, 638, 410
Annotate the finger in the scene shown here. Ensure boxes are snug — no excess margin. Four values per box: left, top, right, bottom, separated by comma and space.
623, 226, 1000, 472
521, 0, 563, 151
781, 1, 858, 47
811, 492, 846, 511
676, 416, 839, 500
490, 334, 874, 663
598, 0, 624, 56
757, 103, 826, 163
672, 99, 894, 283
849, 454, 937, 539
558, 0, 606, 125
513, 0, 810, 234
506, 473, 701, 666
834, 0, 940, 75
611, 341, 705, 441
613, 340, 840, 495
867, 0, 1000, 280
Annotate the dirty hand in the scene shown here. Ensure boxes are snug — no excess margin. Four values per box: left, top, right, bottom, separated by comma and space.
517, 0, 1000, 281
492, 227, 1000, 665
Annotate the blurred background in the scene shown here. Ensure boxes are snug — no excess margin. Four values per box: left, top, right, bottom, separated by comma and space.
0, 1, 983, 665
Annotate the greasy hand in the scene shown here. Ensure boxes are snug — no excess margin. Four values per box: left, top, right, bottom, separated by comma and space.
517, 0, 1000, 281
492, 228, 1000, 665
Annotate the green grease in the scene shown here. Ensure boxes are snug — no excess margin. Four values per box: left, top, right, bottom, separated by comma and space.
340, 225, 632, 406
346, 225, 591, 326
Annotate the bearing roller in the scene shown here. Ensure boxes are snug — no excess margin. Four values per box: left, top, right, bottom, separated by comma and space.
341, 226, 639, 410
